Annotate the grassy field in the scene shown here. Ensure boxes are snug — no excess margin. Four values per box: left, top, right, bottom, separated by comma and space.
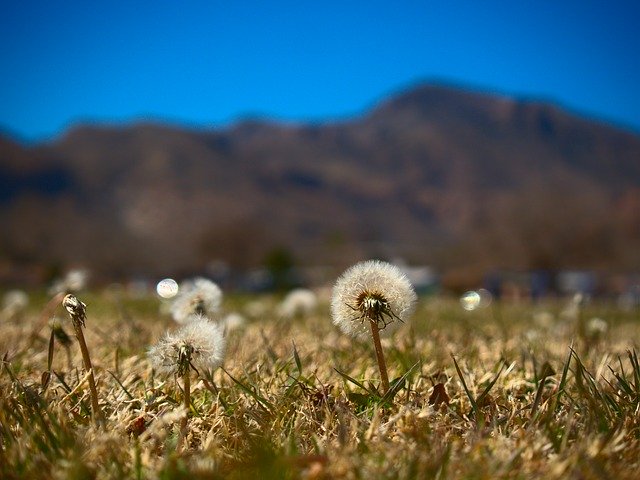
1, 290, 640, 479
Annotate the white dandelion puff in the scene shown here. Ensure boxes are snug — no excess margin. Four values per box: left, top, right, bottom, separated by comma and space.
149, 315, 226, 376
586, 317, 608, 338
49, 269, 89, 295
331, 260, 417, 340
222, 312, 246, 332
1, 289, 29, 320
278, 288, 318, 319
148, 314, 225, 450
244, 298, 274, 319
331, 260, 417, 394
170, 277, 222, 323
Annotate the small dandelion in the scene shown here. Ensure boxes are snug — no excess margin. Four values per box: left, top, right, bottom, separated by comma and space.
278, 288, 318, 319
149, 315, 226, 376
222, 312, 247, 332
170, 278, 222, 323
244, 298, 274, 319
586, 317, 608, 340
49, 269, 89, 295
149, 315, 226, 448
1, 289, 29, 321
331, 260, 417, 393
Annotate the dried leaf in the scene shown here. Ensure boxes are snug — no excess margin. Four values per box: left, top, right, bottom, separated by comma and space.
537, 361, 556, 380
429, 383, 450, 408
41, 371, 51, 390
126, 416, 147, 437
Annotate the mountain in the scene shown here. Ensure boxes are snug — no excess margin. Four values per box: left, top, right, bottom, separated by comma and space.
1, 83, 640, 285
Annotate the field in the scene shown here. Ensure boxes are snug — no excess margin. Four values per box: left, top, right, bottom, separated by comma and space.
1, 289, 640, 479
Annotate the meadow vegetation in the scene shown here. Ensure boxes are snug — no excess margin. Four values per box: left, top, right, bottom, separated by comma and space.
1, 289, 639, 479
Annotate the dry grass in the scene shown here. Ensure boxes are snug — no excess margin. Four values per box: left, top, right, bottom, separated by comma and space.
1, 291, 640, 479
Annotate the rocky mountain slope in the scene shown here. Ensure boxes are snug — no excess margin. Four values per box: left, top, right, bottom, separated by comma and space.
2, 83, 639, 281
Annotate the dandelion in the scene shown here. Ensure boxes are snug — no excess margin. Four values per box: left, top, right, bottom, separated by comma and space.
222, 312, 246, 332
170, 277, 222, 323
331, 260, 417, 393
149, 315, 225, 448
278, 288, 318, 319
149, 315, 226, 375
62, 294, 103, 424
49, 269, 89, 295
244, 298, 274, 319
586, 317, 608, 340
1, 289, 29, 321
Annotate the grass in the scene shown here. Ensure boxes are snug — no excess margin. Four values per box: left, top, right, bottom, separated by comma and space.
1, 291, 640, 479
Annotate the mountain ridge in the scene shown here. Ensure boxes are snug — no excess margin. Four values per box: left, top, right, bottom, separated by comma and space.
1, 83, 639, 283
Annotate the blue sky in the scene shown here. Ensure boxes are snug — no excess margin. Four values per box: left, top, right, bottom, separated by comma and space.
1, 1, 639, 142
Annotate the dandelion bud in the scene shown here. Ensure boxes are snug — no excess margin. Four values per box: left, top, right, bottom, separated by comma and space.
63, 293, 87, 328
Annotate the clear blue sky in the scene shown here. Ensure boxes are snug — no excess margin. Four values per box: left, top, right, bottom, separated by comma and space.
1, 1, 639, 142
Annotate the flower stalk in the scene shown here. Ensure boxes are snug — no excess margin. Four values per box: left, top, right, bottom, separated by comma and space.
149, 315, 226, 450
177, 344, 193, 449
62, 294, 103, 425
331, 260, 417, 396
368, 317, 390, 393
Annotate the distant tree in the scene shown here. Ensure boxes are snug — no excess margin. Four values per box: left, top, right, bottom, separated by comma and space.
264, 247, 296, 292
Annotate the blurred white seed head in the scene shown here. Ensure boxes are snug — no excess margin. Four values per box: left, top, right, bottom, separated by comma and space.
331, 260, 417, 339
244, 297, 275, 319
149, 315, 226, 376
586, 317, 608, 338
1, 290, 29, 319
49, 269, 89, 295
532, 311, 555, 328
278, 288, 318, 319
170, 277, 222, 323
222, 312, 246, 332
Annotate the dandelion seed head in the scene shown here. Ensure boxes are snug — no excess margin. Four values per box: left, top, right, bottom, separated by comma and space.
1, 290, 29, 319
586, 317, 608, 337
278, 288, 318, 318
49, 269, 89, 295
244, 298, 273, 319
149, 315, 226, 376
331, 260, 417, 339
170, 277, 222, 323
223, 312, 246, 332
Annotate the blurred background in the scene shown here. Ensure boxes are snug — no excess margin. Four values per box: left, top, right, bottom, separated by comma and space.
1, 1, 639, 298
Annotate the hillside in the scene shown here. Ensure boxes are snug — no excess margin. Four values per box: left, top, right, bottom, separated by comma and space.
1, 84, 640, 282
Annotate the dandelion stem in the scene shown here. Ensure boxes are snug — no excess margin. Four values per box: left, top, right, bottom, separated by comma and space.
63, 294, 103, 425
178, 370, 191, 450
369, 317, 390, 394
74, 324, 102, 423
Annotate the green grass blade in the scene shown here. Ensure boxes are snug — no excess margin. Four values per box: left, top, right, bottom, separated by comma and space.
292, 340, 302, 376
334, 367, 374, 395
223, 368, 274, 413
451, 354, 478, 415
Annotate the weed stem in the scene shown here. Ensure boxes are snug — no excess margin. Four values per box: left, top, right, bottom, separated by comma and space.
369, 318, 390, 394
63, 294, 103, 425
